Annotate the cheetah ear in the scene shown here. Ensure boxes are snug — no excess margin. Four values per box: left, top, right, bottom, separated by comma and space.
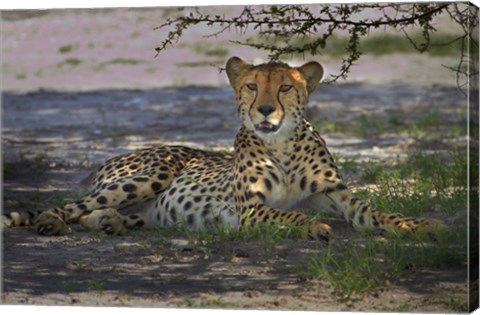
226, 56, 251, 88
298, 61, 323, 94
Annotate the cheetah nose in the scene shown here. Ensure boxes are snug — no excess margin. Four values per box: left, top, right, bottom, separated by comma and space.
257, 105, 275, 116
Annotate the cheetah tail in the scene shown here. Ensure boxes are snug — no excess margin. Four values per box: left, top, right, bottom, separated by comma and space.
2, 210, 42, 228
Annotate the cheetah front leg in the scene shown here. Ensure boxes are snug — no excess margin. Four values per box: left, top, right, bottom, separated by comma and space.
303, 187, 446, 238
238, 203, 332, 241
236, 186, 332, 242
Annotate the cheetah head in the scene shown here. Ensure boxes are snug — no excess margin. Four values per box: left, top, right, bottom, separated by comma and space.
226, 56, 323, 143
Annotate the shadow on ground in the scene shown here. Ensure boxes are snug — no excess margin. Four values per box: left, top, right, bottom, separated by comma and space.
2, 83, 469, 311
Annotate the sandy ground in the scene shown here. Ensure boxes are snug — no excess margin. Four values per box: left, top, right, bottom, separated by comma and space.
1, 7, 462, 91
1, 7, 473, 312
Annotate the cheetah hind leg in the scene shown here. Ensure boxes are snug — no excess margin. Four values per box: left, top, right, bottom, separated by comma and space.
2, 210, 39, 229
34, 207, 148, 236
0, 208, 68, 235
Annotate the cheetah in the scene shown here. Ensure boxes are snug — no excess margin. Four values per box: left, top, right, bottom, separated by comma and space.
2, 56, 445, 241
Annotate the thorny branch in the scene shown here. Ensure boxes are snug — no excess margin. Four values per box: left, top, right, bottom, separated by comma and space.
154, 3, 478, 91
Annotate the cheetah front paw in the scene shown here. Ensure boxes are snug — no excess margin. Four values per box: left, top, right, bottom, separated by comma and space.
307, 221, 331, 242
36, 211, 71, 236
98, 209, 128, 235
394, 217, 447, 240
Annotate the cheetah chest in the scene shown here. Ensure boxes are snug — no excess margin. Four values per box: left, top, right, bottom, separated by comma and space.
247, 156, 309, 210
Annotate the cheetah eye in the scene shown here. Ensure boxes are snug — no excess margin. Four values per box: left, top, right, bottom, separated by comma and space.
246, 83, 257, 91
279, 84, 292, 92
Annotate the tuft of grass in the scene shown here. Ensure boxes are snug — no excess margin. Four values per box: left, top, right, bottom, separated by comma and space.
357, 113, 387, 137
29, 192, 42, 203
58, 44, 75, 54
298, 231, 466, 301
298, 239, 386, 300
314, 120, 349, 134
56, 58, 83, 68
356, 151, 468, 217
104, 58, 146, 65
360, 32, 463, 56
297, 149, 468, 301
94, 58, 147, 70
429, 298, 470, 312
314, 109, 467, 139
87, 280, 105, 295
18, 152, 50, 171
360, 162, 385, 183
186, 41, 230, 58
240, 213, 306, 242
203, 47, 230, 57
3, 162, 12, 177
257, 31, 464, 58
153, 210, 307, 259
61, 281, 78, 294
53, 193, 75, 206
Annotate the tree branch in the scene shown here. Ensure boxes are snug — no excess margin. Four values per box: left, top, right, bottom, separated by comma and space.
153, 3, 478, 90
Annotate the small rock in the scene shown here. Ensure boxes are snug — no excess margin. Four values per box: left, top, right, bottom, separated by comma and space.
113, 242, 144, 254
234, 248, 249, 257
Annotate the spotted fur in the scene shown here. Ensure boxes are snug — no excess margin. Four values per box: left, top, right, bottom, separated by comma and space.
2, 57, 445, 240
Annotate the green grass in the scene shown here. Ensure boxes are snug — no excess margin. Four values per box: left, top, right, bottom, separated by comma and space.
52, 193, 76, 206
94, 58, 147, 70
103, 58, 146, 65
361, 32, 463, 56
256, 31, 464, 57
429, 297, 470, 311
151, 213, 306, 259
298, 230, 466, 301
87, 279, 106, 294
203, 47, 230, 58
58, 44, 75, 54
314, 110, 467, 139
17, 152, 50, 171
35, 69, 44, 77
182, 41, 230, 58
61, 281, 79, 294
298, 149, 469, 301
3, 162, 12, 177
56, 58, 83, 68
298, 238, 391, 300
354, 151, 468, 217
146, 147, 468, 304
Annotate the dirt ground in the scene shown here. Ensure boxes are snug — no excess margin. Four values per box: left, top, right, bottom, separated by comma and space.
1, 7, 472, 312
1, 223, 469, 311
